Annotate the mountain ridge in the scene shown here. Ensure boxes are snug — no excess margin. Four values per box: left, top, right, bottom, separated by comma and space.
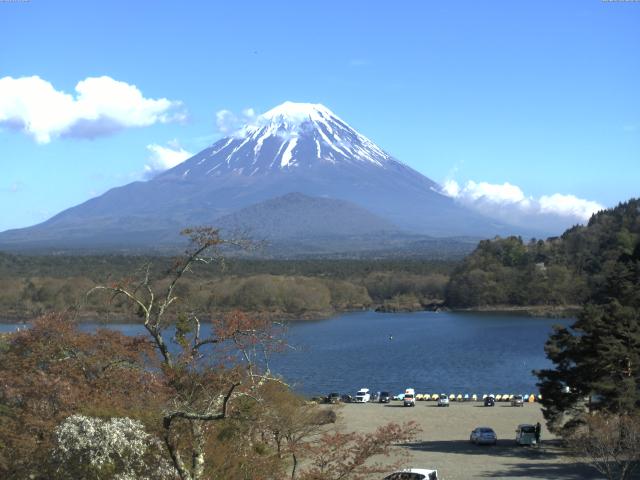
0, 102, 545, 253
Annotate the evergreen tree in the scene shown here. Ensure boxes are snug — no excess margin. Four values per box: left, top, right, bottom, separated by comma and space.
536, 242, 640, 432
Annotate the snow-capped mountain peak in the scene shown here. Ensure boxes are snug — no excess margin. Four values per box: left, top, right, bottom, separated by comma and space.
259, 101, 339, 125
172, 101, 400, 177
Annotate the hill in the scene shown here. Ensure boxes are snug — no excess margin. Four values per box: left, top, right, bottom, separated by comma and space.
445, 198, 640, 309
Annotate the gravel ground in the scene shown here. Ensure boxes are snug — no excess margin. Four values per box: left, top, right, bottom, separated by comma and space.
330, 401, 603, 480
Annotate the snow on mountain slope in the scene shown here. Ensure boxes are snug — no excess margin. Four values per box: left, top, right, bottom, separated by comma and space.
162, 102, 414, 178
0, 102, 533, 251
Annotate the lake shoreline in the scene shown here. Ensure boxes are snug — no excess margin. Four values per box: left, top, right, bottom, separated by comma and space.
0, 303, 580, 324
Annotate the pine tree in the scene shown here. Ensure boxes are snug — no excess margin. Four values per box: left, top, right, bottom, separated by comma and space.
536, 242, 640, 432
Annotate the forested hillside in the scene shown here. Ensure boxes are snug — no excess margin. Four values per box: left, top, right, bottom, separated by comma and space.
0, 254, 453, 320
446, 199, 640, 308
2, 199, 638, 319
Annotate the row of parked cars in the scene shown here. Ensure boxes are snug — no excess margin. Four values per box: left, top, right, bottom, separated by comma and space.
324, 390, 527, 408
324, 389, 393, 404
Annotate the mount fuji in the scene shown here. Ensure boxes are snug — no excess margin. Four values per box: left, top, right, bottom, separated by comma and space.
0, 102, 525, 254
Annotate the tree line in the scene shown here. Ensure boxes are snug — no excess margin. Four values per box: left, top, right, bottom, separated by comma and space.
0, 254, 453, 320
534, 200, 640, 480
446, 199, 640, 310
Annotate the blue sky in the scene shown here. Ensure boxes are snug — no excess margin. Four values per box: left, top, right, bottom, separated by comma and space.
1, 0, 638, 232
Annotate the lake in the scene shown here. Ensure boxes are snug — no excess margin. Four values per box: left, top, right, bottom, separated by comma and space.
0, 311, 571, 397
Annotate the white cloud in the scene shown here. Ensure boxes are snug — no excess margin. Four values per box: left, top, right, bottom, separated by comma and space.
442, 179, 604, 230
539, 194, 604, 219
0, 75, 185, 143
215, 107, 257, 136
144, 141, 193, 175
447, 180, 530, 206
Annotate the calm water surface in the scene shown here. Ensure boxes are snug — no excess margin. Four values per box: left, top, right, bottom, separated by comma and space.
1, 311, 570, 397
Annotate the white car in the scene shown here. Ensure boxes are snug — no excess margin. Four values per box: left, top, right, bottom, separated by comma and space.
355, 388, 371, 403
437, 394, 449, 407
383, 468, 438, 480
403, 388, 416, 407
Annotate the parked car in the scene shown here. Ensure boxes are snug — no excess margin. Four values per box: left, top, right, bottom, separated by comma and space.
383, 468, 438, 480
326, 392, 341, 404
355, 388, 371, 403
341, 394, 352, 403
404, 388, 416, 407
437, 394, 449, 407
370, 391, 381, 402
379, 391, 391, 403
484, 395, 495, 407
515, 424, 537, 445
470, 427, 497, 445
511, 394, 524, 407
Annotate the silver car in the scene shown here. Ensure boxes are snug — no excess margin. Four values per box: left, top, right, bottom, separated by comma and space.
470, 427, 497, 445
511, 395, 524, 407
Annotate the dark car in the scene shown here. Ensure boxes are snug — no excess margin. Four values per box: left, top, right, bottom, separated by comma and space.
484, 396, 495, 407
326, 393, 341, 404
379, 391, 391, 403
341, 394, 353, 403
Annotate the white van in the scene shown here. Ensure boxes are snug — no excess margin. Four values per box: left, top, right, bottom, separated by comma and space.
515, 424, 537, 445
403, 388, 416, 407
355, 388, 371, 403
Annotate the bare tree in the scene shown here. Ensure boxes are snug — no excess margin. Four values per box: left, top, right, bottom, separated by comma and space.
568, 413, 640, 480
299, 421, 421, 480
90, 227, 283, 480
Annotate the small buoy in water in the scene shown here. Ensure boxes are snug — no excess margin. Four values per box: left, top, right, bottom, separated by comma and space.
389, 335, 393, 340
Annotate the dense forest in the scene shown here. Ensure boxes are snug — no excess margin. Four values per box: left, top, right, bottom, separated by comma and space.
0, 254, 453, 320
446, 199, 640, 309
1, 199, 638, 320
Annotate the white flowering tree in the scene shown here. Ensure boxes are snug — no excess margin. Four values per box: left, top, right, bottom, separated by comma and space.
54, 415, 176, 480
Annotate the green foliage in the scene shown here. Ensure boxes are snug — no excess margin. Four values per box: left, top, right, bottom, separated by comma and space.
536, 221, 640, 433
446, 199, 640, 309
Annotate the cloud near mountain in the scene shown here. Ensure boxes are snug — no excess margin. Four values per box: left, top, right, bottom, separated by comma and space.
144, 141, 193, 176
0, 75, 185, 143
215, 107, 257, 135
442, 179, 604, 230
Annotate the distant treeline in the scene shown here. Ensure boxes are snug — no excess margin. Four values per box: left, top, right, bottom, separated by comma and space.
446, 199, 640, 308
2, 199, 638, 320
0, 254, 453, 320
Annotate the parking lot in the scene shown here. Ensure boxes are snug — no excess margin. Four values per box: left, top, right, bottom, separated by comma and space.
329, 401, 602, 480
